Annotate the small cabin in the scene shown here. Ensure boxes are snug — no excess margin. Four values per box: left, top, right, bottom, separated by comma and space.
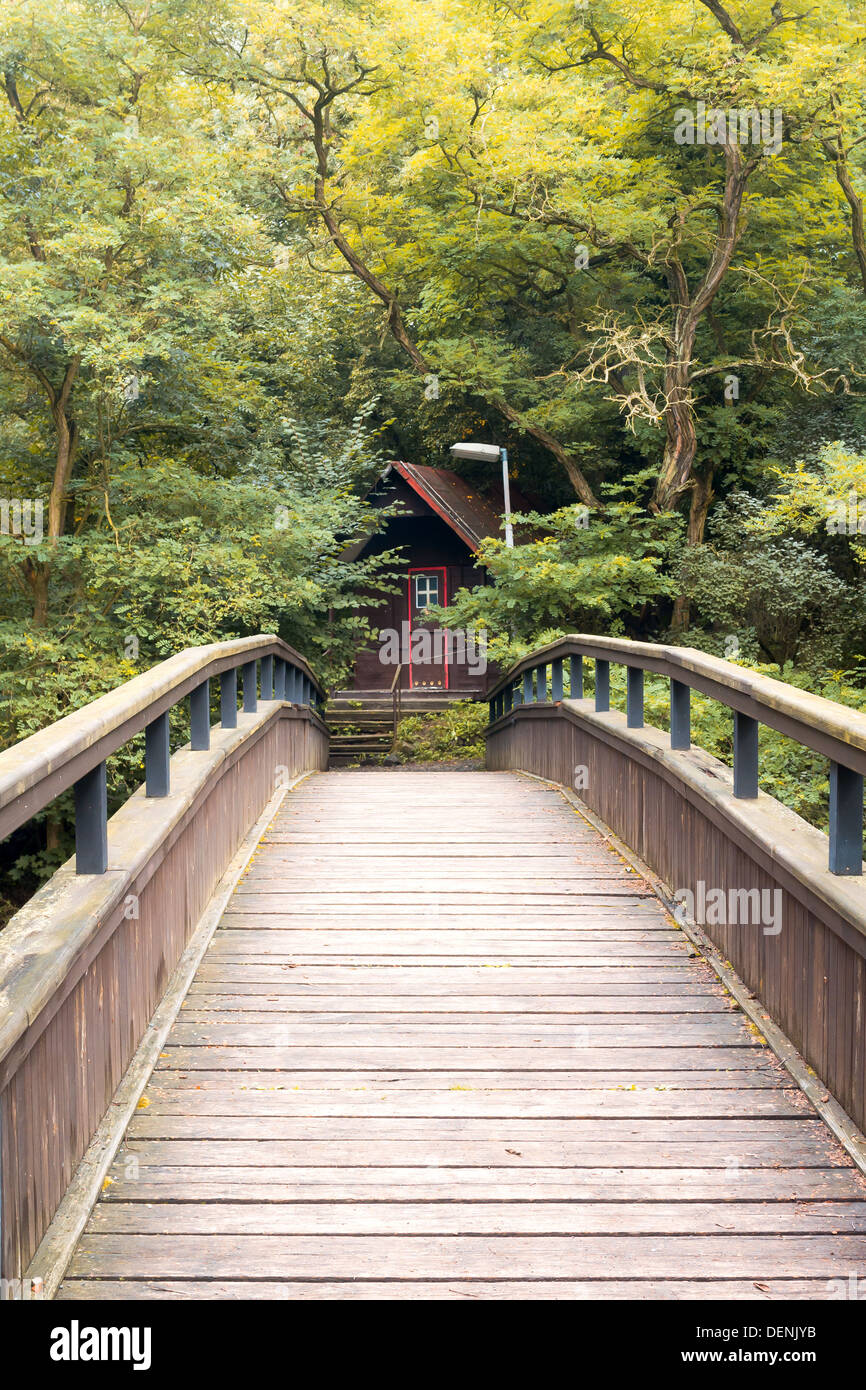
344, 461, 517, 694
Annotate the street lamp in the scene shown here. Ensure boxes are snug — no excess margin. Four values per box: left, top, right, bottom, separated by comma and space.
449, 441, 514, 547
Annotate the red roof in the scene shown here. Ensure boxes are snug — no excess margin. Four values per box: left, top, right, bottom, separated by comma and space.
385, 461, 528, 552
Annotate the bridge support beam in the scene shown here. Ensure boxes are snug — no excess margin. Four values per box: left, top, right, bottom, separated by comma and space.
829, 763, 864, 876
551, 658, 563, 703
145, 712, 170, 797
190, 679, 210, 751
242, 660, 257, 713
733, 712, 759, 799
261, 654, 274, 701
595, 659, 610, 713
570, 655, 583, 699
74, 762, 108, 874
670, 679, 691, 750
626, 667, 644, 728
220, 669, 237, 728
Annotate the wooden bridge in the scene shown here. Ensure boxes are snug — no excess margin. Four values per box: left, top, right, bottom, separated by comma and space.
1, 636, 865, 1300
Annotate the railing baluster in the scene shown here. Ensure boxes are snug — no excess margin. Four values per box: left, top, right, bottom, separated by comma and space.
242, 660, 257, 713
274, 658, 286, 700
670, 679, 690, 750
74, 762, 108, 874
570, 654, 583, 699
626, 666, 644, 728
551, 658, 563, 703
190, 679, 210, 751
503, 685, 513, 714
220, 668, 237, 728
523, 668, 534, 705
261, 654, 274, 701
145, 711, 170, 796
300, 675, 310, 706
595, 659, 610, 713
829, 763, 864, 875
733, 712, 759, 798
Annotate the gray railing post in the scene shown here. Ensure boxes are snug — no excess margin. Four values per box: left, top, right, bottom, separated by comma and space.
513, 678, 522, 707
145, 711, 170, 796
190, 679, 210, 751
733, 712, 759, 798
595, 659, 610, 713
74, 762, 108, 874
261, 654, 274, 700
220, 668, 237, 729
551, 658, 563, 703
242, 660, 257, 713
570, 654, 583, 699
829, 763, 864, 876
503, 685, 513, 714
274, 658, 286, 700
523, 668, 533, 705
287, 666, 299, 703
538, 664, 549, 702
670, 679, 691, 750
300, 675, 310, 706
626, 666, 644, 728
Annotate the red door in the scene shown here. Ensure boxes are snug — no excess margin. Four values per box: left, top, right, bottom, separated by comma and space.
408, 567, 448, 688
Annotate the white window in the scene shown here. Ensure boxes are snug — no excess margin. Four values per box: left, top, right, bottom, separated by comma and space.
414, 574, 440, 610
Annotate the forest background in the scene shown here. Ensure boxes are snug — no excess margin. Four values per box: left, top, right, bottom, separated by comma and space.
1, 0, 865, 915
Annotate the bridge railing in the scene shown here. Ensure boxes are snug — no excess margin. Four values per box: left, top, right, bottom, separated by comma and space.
486, 634, 866, 1136
487, 635, 865, 875
0, 634, 325, 872
0, 636, 328, 1294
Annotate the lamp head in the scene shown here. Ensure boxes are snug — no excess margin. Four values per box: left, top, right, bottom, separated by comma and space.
449, 442, 501, 463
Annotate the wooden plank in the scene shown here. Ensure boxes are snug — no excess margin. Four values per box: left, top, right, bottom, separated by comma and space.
125, 1116, 827, 1141
54, 1277, 854, 1301
151, 1067, 790, 1089
154, 1046, 766, 1070
181, 993, 733, 1013
65, 1233, 866, 1279
97, 1166, 866, 1202
133, 1088, 810, 1118
164, 1020, 752, 1046
87, 1200, 866, 1236
109, 1139, 852, 1165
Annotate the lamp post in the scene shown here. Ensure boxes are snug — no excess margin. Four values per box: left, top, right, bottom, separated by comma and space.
449, 441, 514, 547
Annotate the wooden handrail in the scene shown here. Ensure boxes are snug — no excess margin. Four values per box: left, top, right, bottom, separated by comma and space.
390, 662, 403, 738
0, 635, 326, 857
486, 634, 865, 876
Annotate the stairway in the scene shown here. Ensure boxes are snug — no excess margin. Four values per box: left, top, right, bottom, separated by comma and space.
326, 688, 474, 766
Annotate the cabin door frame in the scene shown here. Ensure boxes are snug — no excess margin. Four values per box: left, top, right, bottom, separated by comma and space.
407, 566, 448, 690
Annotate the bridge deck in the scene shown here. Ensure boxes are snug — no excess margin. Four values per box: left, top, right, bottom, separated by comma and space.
59, 769, 866, 1300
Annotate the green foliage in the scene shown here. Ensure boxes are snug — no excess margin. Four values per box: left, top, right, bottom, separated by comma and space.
678, 492, 863, 668
433, 501, 681, 668
393, 702, 487, 763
